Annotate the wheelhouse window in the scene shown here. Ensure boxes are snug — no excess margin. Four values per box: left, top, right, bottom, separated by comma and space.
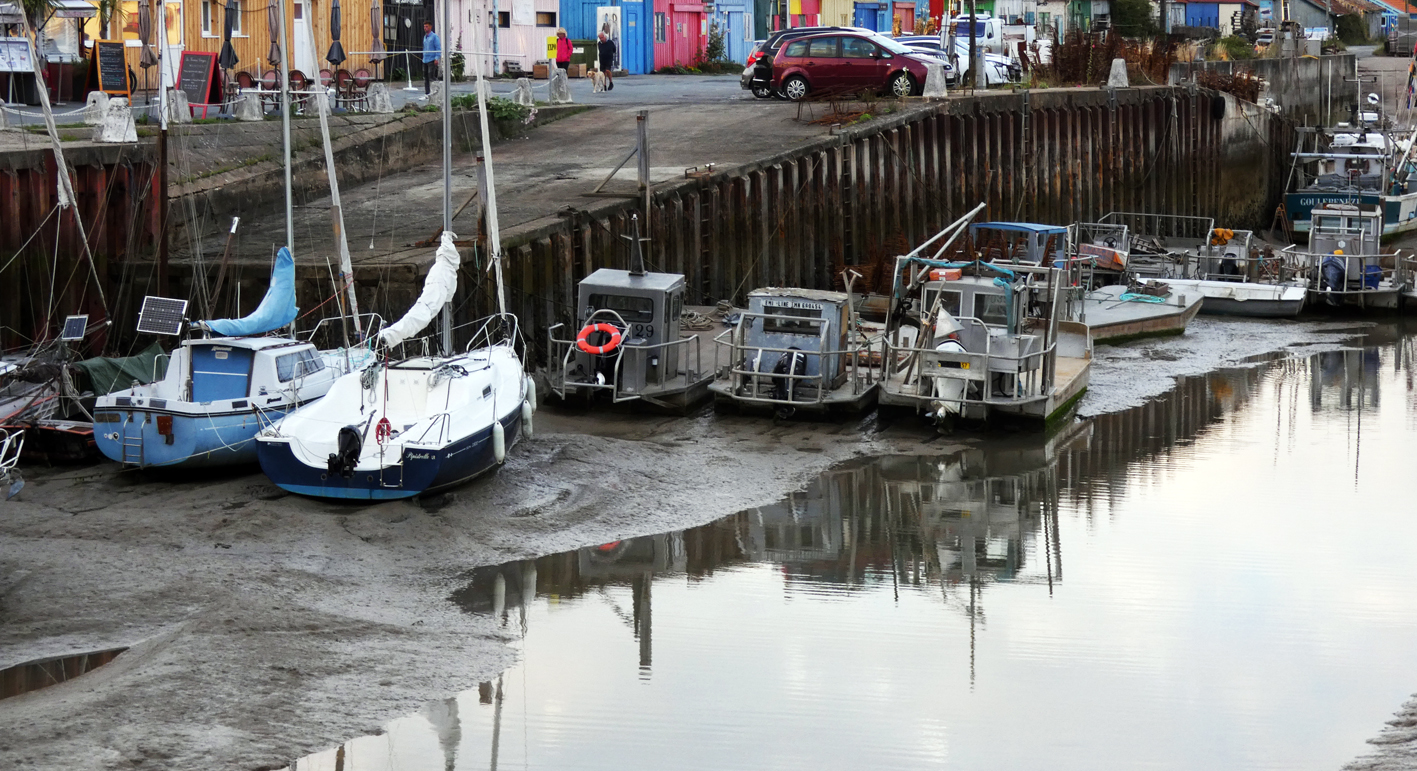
589, 294, 655, 324
922, 288, 962, 317
973, 294, 1009, 326
762, 306, 823, 336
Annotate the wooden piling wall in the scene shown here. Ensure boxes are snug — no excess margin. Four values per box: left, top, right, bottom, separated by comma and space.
476, 85, 1294, 369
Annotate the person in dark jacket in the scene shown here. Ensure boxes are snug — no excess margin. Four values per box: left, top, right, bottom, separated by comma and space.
597, 32, 617, 90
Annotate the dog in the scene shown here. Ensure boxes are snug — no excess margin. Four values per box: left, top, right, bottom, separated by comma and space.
589, 69, 608, 93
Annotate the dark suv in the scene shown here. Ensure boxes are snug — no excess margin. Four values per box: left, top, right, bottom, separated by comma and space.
740, 26, 874, 98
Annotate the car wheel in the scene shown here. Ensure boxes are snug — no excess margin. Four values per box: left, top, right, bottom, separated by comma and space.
782, 76, 809, 102
751, 85, 774, 99
889, 72, 914, 98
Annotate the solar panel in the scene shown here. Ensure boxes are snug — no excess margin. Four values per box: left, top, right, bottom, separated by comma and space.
60, 315, 88, 341
136, 296, 189, 336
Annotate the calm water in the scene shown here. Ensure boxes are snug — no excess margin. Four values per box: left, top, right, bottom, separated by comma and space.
293, 325, 1417, 771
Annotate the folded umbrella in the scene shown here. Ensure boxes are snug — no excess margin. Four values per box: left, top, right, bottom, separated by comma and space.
327, 0, 346, 66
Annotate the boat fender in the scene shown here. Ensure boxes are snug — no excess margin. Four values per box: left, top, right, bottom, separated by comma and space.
327, 425, 363, 478
521, 400, 534, 439
576, 323, 623, 355
493, 421, 506, 464
524, 376, 537, 413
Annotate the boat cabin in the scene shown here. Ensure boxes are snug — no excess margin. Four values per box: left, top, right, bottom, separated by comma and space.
548, 268, 710, 408
710, 288, 877, 413
969, 222, 1070, 267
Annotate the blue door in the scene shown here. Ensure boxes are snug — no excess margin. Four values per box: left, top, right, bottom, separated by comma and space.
726, 10, 745, 63
853, 3, 874, 27
190, 346, 253, 402
624, 3, 646, 73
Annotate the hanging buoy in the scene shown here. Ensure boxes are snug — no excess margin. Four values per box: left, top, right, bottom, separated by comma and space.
524, 376, 538, 413
492, 421, 506, 464
521, 400, 534, 439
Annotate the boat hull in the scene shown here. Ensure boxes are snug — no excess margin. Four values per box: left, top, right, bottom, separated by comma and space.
256, 409, 523, 500
93, 406, 286, 468
1086, 287, 1203, 344
1138, 278, 1306, 319
1286, 190, 1417, 236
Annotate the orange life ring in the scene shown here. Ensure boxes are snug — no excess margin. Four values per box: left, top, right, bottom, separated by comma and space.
576, 322, 623, 355
375, 417, 392, 445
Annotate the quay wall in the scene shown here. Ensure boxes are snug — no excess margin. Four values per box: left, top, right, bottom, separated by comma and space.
1169, 54, 1358, 126
471, 86, 1293, 367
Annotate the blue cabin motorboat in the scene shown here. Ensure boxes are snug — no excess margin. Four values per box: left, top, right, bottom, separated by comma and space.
93, 247, 352, 468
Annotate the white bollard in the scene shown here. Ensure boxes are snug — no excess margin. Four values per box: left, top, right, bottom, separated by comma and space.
513, 78, 534, 106
82, 91, 110, 125
167, 89, 193, 124
1107, 58, 1129, 88
365, 82, 394, 113
549, 68, 573, 105
922, 61, 949, 100
234, 92, 264, 121
0, 105, 10, 130
93, 97, 138, 143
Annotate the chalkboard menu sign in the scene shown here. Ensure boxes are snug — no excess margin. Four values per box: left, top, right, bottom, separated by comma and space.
178, 51, 220, 105
90, 40, 129, 96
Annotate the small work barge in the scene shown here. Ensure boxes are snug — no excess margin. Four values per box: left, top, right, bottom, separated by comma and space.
708, 287, 879, 417
1282, 203, 1406, 311
547, 265, 711, 411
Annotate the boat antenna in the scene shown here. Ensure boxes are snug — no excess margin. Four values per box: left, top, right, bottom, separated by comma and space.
625, 215, 648, 277
439, 0, 454, 355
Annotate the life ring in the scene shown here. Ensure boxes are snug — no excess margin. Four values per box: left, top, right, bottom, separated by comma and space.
576, 322, 623, 355
374, 417, 392, 445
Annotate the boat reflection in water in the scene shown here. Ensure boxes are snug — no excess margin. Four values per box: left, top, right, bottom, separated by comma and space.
284, 324, 1417, 771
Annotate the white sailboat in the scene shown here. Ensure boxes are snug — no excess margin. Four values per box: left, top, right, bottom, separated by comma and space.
255, 17, 530, 501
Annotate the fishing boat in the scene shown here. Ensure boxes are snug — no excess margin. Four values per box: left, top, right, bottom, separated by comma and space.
1075, 212, 1217, 279
1280, 202, 1405, 311
254, 28, 530, 500
876, 260, 1092, 425
546, 218, 712, 411
1132, 229, 1308, 318
1284, 95, 1417, 236
708, 284, 881, 417
91, 249, 353, 468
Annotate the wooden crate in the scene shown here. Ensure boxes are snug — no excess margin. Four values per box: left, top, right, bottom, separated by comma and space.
532, 63, 549, 79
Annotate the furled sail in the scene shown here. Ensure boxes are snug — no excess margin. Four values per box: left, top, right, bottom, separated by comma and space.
378, 231, 460, 348
203, 247, 299, 336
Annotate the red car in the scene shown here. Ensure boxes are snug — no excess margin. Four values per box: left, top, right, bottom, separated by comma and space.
770, 32, 933, 101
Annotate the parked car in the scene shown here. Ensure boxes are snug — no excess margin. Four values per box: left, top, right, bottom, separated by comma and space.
895, 35, 1021, 85
741, 25, 876, 98
770, 32, 935, 101
1255, 30, 1275, 52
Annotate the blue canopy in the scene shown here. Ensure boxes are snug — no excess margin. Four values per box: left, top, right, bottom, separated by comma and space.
204, 247, 299, 336
971, 222, 1069, 235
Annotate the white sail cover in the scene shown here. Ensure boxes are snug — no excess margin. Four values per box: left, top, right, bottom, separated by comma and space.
378, 231, 460, 348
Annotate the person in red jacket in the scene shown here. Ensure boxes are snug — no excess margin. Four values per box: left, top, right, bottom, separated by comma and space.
555, 28, 572, 72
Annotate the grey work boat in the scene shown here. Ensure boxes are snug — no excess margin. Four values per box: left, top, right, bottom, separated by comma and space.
1082, 284, 1203, 344
547, 223, 712, 412
1281, 203, 1406, 311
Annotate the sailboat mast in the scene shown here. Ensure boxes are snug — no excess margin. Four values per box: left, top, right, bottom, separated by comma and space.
306, 15, 363, 336
475, 65, 506, 317
439, 0, 454, 355
276, 0, 294, 253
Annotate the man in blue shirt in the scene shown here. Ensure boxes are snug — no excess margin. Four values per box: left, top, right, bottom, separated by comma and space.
422, 21, 441, 95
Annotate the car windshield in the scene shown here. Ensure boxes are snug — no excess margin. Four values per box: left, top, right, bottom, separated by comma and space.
865, 34, 913, 54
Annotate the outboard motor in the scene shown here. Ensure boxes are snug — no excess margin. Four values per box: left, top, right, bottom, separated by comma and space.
327, 425, 363, 478
771, 347, 807, 402
1321, 256, 1347, 296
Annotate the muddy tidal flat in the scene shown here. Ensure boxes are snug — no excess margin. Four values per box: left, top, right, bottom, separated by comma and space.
2, 319, 1416, 771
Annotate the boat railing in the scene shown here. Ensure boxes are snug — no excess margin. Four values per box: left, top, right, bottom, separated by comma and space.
1396, 253, 1417, 288
300, 313, 385, 349
546, 309, 704, 402
0, 427, 24, 475
409, 412, 451, 447
1280, 249, 1394, 296
878, 316, 1055, 407
712, 311, 875, 407
463, 312, 524, 360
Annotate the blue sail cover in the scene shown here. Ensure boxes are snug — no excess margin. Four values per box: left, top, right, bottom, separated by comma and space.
204, 247, 300, 336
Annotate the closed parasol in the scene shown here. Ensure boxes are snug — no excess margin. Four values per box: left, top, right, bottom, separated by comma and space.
218, 0, 239, 71
138, 0, 157, 69
369, 0, 384, 63
326, 0, 346, 65
267, 2, 281, 66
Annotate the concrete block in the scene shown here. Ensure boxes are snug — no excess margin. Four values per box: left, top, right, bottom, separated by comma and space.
513, 78, 534, 106
1107, 58, 1129, 88
426, 80, 443, 105
549, 69, 573, 105
93, 97, 138, 143
235, 92, 264, 121
167, 89, 193, 124
366, 82, 394, 113
922, 61, 948, 99
0, 104, 9, 130
82, 91, 110, 125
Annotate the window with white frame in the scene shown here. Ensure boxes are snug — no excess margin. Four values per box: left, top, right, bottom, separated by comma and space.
202, 0, 242, 37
